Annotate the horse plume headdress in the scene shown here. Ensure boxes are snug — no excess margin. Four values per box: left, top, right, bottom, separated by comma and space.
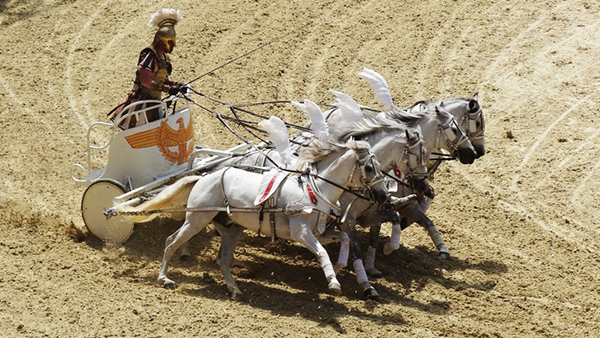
358, 68, 395, 111
292, 99, 329, 138
259, 116, 295, 167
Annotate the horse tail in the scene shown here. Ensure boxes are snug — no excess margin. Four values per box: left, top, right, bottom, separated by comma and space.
114, 175, 203, 223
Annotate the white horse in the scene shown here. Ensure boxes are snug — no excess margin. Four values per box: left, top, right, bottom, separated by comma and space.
117, 139, 392, 299
368, 96, 485, 260
331, 69, 484, 277
328, 103, 476, 291
184, 100, 475, 299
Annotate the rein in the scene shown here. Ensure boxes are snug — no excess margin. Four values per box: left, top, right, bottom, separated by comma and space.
106, 153, 379, 218
177, 92, 381, 203
186, 87, 311, 132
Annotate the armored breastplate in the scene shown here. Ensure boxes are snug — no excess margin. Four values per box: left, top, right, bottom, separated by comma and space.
133, 46, 172, 100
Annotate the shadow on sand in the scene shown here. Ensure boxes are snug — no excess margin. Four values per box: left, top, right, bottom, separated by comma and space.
87, 220, 508, 333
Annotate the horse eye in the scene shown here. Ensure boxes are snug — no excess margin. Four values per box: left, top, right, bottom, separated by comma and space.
364, 164, 374, 173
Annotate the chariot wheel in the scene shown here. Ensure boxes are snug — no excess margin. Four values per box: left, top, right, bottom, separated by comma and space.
81, 179, 134, 244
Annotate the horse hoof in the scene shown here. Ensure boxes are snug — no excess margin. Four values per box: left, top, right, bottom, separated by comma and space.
334, 263, 345, 274
162, 280, 177, 290
231, 292, 244, 302
383, 244, 398, 256
367, 268, 383, 279
179, 254, 191, 261
363, 287, 380, 300
438, 251, 450, 260
328, 281, 342, 295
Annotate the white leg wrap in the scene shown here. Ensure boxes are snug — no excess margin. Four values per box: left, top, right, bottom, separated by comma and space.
322, 259, 336, 281
421, 196, 433, 213
365, 246, 376, 270
384, 223, 402, 255
353, 259, 369, 284
338, 237, 350, 267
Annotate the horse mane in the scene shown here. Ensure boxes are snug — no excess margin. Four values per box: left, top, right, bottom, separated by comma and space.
384, 102, 430, 127
336, 112, 407, 142
295, 134, 348, 170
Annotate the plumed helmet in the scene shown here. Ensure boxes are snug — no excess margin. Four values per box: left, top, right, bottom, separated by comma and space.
148, 8, 182, 53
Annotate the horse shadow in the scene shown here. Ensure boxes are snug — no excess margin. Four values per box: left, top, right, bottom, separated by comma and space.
90, 222, 507, 332
370, 243, 507, 293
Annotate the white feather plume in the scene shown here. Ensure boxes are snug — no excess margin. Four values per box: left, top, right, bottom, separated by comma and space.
326, 90, 364, 137
328, 89, 363, 123
358, 68, 395, 109
291, 99, 329, 138
148, 8, 182, 28
258, 116, 294, 166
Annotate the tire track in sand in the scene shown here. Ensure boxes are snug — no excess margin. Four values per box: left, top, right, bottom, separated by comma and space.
64, 0, 113, 129
422, 1, 600, 254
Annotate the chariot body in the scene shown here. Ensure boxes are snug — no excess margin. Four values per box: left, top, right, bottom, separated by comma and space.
71, 96, 249, 243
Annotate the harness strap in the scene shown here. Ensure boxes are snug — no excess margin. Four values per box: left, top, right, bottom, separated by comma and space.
105, 206, 289, 218
305, 170, 342, 215
220, 167, 233, 215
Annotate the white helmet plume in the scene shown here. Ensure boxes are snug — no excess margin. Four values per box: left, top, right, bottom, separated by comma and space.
358, 68, 395, 110
258, 116, 294, 166
292, 99, 329, 138
148, 8, 182, 28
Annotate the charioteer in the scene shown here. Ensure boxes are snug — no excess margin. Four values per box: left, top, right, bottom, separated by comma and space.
111, 8, 188, 128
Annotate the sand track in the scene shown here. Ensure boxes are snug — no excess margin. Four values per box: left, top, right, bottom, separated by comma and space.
0, 0, 598, 336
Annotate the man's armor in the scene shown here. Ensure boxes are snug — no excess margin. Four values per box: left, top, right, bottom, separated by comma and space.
132, 46, 172, 100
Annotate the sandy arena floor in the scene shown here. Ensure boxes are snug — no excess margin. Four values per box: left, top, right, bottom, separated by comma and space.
0, 0, 598, 336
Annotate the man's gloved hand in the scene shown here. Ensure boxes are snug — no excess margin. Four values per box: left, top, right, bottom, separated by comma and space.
168, 83, 189, 96
168, 85, 180, 96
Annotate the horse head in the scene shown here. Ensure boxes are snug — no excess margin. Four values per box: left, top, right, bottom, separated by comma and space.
401, 128, 430, 194
466, 93, 485, 158
435, 102, 477, 164
346, 139, 389, 205
442, 93, 486, 158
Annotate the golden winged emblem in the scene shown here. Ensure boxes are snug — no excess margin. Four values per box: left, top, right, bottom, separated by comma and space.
125, 117, 194, 164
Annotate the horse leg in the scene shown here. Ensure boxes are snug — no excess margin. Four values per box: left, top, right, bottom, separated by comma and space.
383, 212, 404, 255
290, 220, 341, 295
410, 210, 450, 259
213, 222, 245, 301
316, 229, 350, 275
365, 224, 383, 278
158, 211, 217, 288
349, 237, 379, 300
179, 243, 192, 260
336, 217, 379, 299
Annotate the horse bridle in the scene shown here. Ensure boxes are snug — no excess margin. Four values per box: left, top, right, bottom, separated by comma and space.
461, 105, 485, 142
436, 113, 472, 155
305, 148, 388, 213
347, 150, 387, 198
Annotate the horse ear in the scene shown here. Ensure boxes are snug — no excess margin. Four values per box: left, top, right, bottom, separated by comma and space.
346, 136, 356, 149
435, 102, 447, 116
468, 96, 480, 113
473, 92, 479, 101
405, 129, 419, 142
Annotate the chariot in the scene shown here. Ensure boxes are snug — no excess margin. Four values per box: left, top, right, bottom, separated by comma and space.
70, 96, 249, 243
